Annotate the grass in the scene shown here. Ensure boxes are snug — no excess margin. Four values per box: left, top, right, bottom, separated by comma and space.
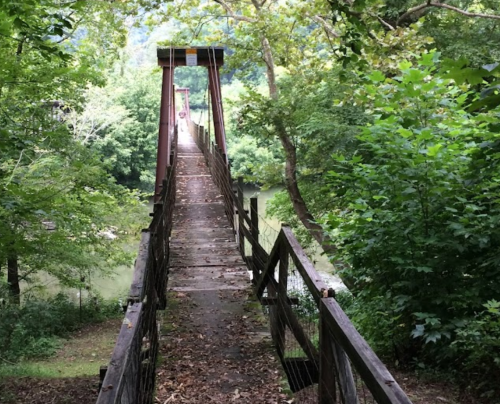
0, 318, 120, 378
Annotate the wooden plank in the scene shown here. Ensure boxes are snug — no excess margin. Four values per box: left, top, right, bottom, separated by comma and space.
281, 226, 330, 305
238, 221, 269, 268
319, 313, 337, 404
128, 232, 151, 303
96, 303, 143, 404
321, 298, 413, 404
261, 296, 299, 306
233, 192, 252, 226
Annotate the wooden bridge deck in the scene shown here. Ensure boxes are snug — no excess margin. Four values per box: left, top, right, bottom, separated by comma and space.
155, 122, 289, 403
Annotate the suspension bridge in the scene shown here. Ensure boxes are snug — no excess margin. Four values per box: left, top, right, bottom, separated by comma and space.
95, 47, 413, 404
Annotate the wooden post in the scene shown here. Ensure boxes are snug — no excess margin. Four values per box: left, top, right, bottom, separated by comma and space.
237, 177, 245, 256
320, 300, 359, 404
319, 301, 337, 404
250, 197, 260, 280
98, 366, 108, 392
205, 130, 209, 158
268, 255, 279, 357
276, 232, 288, 358
332, 341, 359, 404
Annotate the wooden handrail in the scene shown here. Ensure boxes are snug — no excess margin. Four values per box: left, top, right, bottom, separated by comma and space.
96, 126, 178, 404
321, 298, 412, 404
281, 226, 331, 305
96, 303, 143, 404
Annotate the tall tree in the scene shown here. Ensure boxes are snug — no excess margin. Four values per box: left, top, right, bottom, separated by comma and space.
0, 0, 140, 301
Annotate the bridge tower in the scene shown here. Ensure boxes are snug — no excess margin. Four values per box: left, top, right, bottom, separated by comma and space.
154, 47, 226, 201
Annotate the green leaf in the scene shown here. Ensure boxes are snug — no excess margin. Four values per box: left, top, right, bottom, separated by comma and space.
402, 187, 417, 194
397, 128, 413, 138
416, 266, 433, 273
427, 144, 443, 157
398, 61, 412, 71
368, 70, 385, 83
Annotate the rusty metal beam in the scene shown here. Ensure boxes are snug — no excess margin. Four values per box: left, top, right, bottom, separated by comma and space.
155, 65, 174, 201
158, 47, 224, 67
208, 65, 227, 155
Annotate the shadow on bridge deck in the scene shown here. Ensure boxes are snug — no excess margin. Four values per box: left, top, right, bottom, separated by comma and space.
155, 122, 290, 402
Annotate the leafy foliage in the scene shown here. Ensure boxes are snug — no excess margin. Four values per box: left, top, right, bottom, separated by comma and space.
451, 300, 500, 399
0, 293, 123, 362
321, 55, 500, 393
227, 135, 282, 184
78, 69, 162, 191
0, 0, 143, 299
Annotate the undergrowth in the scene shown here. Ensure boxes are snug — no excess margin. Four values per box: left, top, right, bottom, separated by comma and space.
0, 293, 122, 363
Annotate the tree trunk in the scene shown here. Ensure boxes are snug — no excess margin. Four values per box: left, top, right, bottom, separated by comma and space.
8, 255, 20, 304
260, 33, 355, 290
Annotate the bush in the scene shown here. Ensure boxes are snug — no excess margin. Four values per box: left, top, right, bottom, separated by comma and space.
451, 300, 500, 400
321, 55, 500, 396
0, 293, 122, 362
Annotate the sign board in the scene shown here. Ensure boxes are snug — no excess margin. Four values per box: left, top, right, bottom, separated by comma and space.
186, 49, 198, 66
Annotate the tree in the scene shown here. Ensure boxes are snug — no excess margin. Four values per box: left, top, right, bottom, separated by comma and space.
321, 56, 500, 380
0, 0, 140, 302
138, 1, 500, 287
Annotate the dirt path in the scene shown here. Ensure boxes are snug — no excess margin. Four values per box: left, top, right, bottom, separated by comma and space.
155, 123, 290, 403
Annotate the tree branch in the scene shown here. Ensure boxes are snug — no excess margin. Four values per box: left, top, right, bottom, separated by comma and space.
375, 15, 395, 30
397, 1, 500, 25
432, 2, 500, 20
250, 0, 261, 10
56, 16, 84, 44
309, 14, 340, 38
213, 0, 257, 23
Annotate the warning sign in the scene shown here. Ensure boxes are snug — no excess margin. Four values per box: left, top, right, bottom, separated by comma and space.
186, 49, 197, 66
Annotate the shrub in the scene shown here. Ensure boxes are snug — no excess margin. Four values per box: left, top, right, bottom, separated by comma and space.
0, 293, 122, 362
451, 300, 500, 400
321, 54, 500, 396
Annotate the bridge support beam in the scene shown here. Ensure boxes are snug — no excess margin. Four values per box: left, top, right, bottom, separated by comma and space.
155, 64, 175, 201
208, 64, 227, 156
156, 47, 226, 198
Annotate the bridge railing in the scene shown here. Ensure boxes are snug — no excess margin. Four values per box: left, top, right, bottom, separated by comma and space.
187, 119, 411, 404
187, 119, 235, 229
96, 126, 178, 404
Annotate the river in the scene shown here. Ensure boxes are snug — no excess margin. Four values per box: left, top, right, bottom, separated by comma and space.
23, 187, 343, 302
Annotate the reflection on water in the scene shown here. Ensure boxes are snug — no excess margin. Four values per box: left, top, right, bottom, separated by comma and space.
21, 241, 140, 303
21, 206, 149, 302
242, 185, 345, 291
